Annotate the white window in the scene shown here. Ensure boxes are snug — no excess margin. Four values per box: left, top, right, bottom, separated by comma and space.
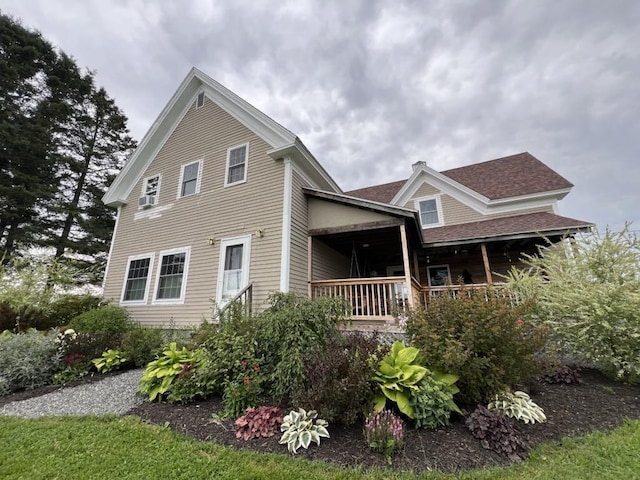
415, 195, 443, 227
225, 143, 248, 186
427, 265, 451, 287
141, 174, 161, 205
217, 235, 251, 305
153, 247, 191, 304
121, 254, 154, 304
178, 160, 202, 197
195, 92, 205, 109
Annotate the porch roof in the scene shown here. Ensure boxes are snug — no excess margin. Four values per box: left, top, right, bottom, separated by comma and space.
422, 212, 594, 247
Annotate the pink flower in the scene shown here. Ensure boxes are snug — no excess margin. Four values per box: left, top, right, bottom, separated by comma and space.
517, 319, 524, 325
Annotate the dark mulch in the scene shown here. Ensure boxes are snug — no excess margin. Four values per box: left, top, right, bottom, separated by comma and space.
128, 370, 640, 473
3, 370, 639, 473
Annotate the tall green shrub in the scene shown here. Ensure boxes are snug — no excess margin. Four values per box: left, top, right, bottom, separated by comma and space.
406, 289, 547, 404
505, 227, 640, 382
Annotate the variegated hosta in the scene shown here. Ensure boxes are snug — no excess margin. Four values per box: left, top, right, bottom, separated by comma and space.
279, 408, 330, 454
488, 391, 547, 424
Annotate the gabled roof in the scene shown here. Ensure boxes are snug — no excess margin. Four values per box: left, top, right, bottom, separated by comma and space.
345, 152, 573, 204
103, 68, 340, 206
422, 212, 593, 247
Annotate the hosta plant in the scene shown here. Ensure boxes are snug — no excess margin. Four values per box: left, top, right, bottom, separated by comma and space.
92, 349, 127, 373
466, 404, 530, 461
371, 341, 427, 418
235, 406, 283, 441
488, 391, 547, 424
279, 408, 329, 454
364, 409, 404, 464
138, 342, 202, 401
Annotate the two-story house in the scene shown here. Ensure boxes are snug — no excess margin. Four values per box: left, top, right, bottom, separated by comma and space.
102, 68, 592, 329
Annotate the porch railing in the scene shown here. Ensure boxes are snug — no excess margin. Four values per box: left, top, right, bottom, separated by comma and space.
310, 277, 409, 321
213, 282, 253, 323
422, 282, 510, 305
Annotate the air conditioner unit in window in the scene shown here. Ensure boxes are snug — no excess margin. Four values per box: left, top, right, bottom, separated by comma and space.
138, 195, 156, 208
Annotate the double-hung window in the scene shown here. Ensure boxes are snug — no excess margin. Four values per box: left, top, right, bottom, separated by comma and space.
154, 247, 190, 303
225, 143, 248, 186
179, 160, 201, 197
121, 254, 154, 304
415, 196, 443, 227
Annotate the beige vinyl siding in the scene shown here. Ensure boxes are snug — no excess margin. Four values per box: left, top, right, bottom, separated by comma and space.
312, 239, 350, 281
288, 169, 310, 294
404, 181, 556, 226
103, 96, 284, 327
308, 198, 391, 231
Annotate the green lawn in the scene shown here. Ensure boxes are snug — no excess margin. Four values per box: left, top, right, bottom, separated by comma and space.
0, 416, 638, 480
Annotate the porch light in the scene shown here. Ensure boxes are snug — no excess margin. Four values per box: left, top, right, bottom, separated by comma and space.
362, 243, 370, 248
208, 237, 216, 245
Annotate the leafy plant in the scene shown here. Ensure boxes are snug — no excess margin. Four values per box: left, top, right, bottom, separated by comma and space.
540, 364, 582, 385
297, 331, 379, 426
49, 295, 101, 327
279, 408, 330, 454
371, 341, 427, 418
69, 305, 131, 339
504, 226, 640, 382
406, 288, 547, 404
138, 342, 202, 401
363, 409, 405, 464
488, 391, 547, 424
235, 406, 283, 441
411, 372, 463, 429
120, 326, 164, 367
221, 362, 264, 418
0, 330, 61, 394
92, 349, 127, 373
466, 404, 530, 461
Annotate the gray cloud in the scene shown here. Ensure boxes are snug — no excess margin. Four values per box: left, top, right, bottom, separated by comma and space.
1, 0, 638, 231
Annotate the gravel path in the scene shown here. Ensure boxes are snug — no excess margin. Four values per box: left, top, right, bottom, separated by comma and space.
0, 369, 145, 418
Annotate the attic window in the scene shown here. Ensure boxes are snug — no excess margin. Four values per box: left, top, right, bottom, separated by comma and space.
195, 92, 205, 109
415, 196, 443, 227
225, 143, 248, 186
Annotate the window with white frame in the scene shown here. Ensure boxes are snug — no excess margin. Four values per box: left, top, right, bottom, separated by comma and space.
225, 143, 248, 186
121, 254, 154, 303
416, 196, 443, 227
143, 175, 160, 198
217, 236, 251, 305
154, 248, 190, 303
195, 92, 205, 109
427, 265, 450, 287
179, 160, 201, 197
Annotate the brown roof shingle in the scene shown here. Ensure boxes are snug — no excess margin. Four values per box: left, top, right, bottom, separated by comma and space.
345, 152, 573, 203
422, 212, 593, 245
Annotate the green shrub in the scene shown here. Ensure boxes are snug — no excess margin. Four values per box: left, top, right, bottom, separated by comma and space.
411, 373, 462, 429
0, 330, 61, 394
406, 289, 547, 404
504, 227, 640, 382
121, 327, 164, 367
297, 331, 379, 426
254, 292, 350, 401
69, 305, 131, 338
49, 295, 101, 327
0, 302, 17, 332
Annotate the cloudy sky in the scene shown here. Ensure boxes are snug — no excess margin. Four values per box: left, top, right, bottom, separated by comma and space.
2, 0, 638, 232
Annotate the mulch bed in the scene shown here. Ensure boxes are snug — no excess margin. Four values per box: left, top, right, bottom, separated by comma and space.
3, 369, 639, 473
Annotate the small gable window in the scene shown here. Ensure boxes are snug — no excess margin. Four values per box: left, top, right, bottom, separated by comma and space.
225, 143, 248, 186
179, 160, 201, 197
195, 92, 205, 109
139, 175, 160, 208
416, 196, 443, 227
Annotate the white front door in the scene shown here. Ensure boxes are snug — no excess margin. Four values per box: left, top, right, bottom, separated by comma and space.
217, 235, 251, 306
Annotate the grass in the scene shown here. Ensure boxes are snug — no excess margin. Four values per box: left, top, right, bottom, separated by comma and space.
0, 416, 639, 479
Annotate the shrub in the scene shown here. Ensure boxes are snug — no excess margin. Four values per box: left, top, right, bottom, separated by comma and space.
254, 293, 349, 402
539, 364, 582, 385
411, 373, 463, 429
0, 302, 17, 332
69, 305, 131, 339
488, 391, 547, 424
56, 327, 110, 362
406, 289, 547, 404
504, 226, 640, 382
466, 404, 530, 461
279, 408, 330, 454
138, 342, 202, 401
364, 409, 405, 464
121, 326, 164, 367
298, 331, 379, 426
235, 406, 283, 441
49, 294, 101, 327
0, 330, 61, 394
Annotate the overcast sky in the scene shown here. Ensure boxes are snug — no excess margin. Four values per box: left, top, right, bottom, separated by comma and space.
2, 0, 638, 232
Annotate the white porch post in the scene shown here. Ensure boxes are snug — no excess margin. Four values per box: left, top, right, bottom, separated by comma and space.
399, 224, 414, 308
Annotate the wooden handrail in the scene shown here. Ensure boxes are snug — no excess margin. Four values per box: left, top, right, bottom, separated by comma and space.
213, 282, 253, 322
